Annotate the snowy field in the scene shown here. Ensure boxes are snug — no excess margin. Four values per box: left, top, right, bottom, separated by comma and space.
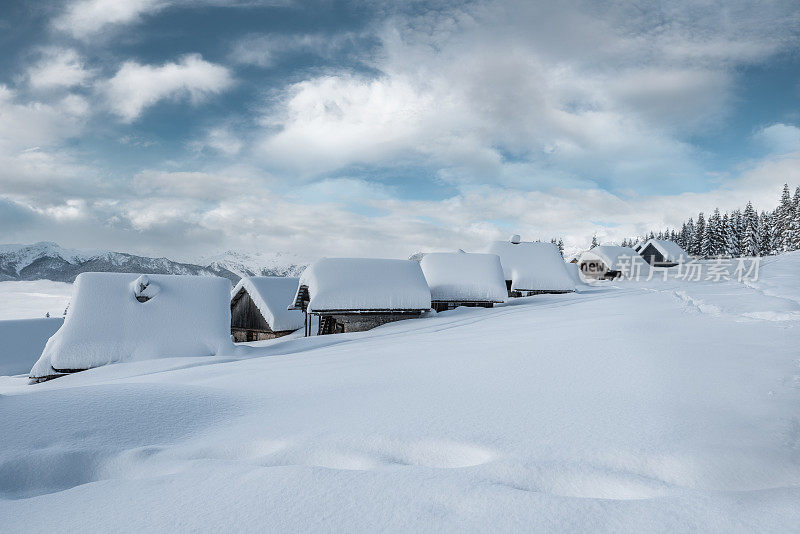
0, 280, 73, 320
1, 255, 799, 532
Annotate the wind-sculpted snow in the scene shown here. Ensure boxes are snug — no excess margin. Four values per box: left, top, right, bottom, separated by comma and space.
1, 255, 799, 531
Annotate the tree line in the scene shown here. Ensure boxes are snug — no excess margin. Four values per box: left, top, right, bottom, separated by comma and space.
621, 183, 800, 258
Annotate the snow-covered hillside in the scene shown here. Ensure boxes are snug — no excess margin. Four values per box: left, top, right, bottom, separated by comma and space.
0, 254, 798, 532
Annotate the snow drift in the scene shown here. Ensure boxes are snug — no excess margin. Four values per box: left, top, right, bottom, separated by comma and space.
29, 273, 234, 380
231, 276, 304, 332
420, 252, 507, 303
294, 258, 431, 312
486, 240, 575, 292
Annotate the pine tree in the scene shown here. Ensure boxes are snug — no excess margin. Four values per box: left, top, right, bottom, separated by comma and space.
591, 235, 599, 248
693, 212, 706, 257
742, 201, 759, 256
701, 215, 714, 257
708, 208, 725, 256
791, 187, 800, 251
557, 239, 565, 257
725, 211, 740, 257
720, 213, 729, 256
758, 211, 772, 256
685, 218, 696, 255
778, 183, 793, 251
679, 222, 689, 250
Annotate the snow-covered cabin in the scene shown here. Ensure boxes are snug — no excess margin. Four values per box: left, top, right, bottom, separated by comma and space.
636, 239, 690, 267
578, 246, 649, 280
486, 238, 576, 296
420, 252, 507, 312
564, 262, 585, 285
230, 276, 304, 341
29, 272, 234, 382
288, 258, 431, 335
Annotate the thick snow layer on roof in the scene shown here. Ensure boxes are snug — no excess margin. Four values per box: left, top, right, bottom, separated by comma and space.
298, 258, 431, 312
564, 262, 586, 285
232, 276, 304, 332
641, 239, 690, 262
420, 252, 507, 302
30, 273, 234, 378
486, 241, 575, 292
580, 246, 650, 273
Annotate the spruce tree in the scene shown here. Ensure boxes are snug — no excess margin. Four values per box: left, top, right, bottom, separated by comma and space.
591, 235, 599, 248
693, 213, 706, 257
725, 211, 740, 257
758, 211, 772, 256
720, 213, 729, 256
791, 187, 800, 251
778, 183, 793, 251
686, 218, 696, 255
557, 239, 565, 257
742, 202, 759, 256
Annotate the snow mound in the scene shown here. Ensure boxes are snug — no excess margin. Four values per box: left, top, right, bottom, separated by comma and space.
486, 240, 575, 292
30, 272, 234, 379
420, 252, 507, 302
232, 276, 304, 332
295, 258, 431, 312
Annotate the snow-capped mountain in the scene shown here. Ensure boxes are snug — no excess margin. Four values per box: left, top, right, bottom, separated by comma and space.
196, 250, 307, 279
0, 242, 307, 283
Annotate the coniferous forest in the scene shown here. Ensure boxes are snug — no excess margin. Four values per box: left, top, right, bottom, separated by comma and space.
621, 184, 800, 258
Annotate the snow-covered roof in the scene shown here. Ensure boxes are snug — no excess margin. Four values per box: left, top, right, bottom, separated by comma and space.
564, 262, 585, 285
30, 272, 234, 379
486, 240, 575, 292
639, 239, 690, 263
293, 258, 431, 312
232, 276, 304, 332
579, 246, 649, 273
420, 252, 507, 303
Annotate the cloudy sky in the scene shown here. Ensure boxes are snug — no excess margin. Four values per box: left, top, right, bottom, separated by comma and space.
1, 0, 799, 260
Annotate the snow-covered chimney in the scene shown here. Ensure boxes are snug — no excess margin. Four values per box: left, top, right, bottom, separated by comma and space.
510, 234, 521, 244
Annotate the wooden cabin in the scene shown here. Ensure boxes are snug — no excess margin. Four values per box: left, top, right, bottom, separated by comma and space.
420, 252, 507, 312
231, 276, 304, 341
636, 239, 690, 267
486, 237, 576, 296
289, 258, 431, 335
578, 246, 648, 280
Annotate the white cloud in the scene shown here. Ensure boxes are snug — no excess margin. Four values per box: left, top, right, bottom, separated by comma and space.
229, 32, 363, 68
27, 49, 95, 89
101, 54, 233, 122
752, 123, 800, 155
254, 0, 799, 189
189, 127, 243, 156
53, 0, 168, 39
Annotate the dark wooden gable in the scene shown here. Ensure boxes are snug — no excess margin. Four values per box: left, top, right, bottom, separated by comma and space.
230, 288, 273, 333
640, 243, 665, 265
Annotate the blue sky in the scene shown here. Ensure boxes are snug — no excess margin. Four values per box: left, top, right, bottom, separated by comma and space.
0, 0, 799, 260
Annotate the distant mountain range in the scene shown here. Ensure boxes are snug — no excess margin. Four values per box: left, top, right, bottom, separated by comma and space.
0, 242, 307, 283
